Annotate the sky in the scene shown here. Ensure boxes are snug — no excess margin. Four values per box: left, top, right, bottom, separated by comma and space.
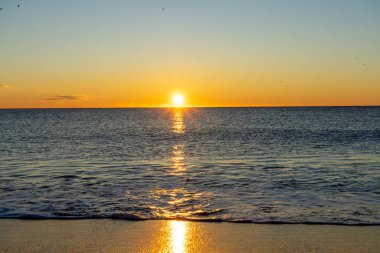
0, 0, 379, 108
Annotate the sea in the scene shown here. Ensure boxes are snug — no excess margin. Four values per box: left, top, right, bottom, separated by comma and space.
0, 107, 379, 225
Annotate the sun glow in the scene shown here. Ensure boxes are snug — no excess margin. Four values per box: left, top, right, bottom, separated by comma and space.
172, 94, 185, 107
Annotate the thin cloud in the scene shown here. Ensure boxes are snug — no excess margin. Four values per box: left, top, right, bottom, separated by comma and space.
46, 95, 85, 101
0, 84, 10, 88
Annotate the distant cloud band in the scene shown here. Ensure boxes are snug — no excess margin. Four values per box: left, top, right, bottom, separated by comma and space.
47, 95, 85, 101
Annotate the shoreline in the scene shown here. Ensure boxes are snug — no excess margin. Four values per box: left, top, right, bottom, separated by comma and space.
0, 217, 379, 226
1, 219, 379, 252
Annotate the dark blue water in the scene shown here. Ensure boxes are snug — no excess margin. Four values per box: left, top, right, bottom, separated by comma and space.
0, 107, 379, 224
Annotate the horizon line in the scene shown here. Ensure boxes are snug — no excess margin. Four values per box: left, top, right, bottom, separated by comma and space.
0, 105, 379, 110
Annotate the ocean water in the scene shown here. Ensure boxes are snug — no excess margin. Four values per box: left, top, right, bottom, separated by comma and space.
0, 107, 379, 225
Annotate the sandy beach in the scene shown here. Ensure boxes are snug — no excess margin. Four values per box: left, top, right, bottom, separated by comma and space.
0, 219, 379, 253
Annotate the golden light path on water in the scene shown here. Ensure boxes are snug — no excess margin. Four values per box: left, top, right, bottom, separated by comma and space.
151, 109, 189, 219
172, 144, 185, 174
172, 109, 185, 134
148, 109, 190, 252
171, 109, 185, 174
147, 109, 212, 252
169, 109, 188, 253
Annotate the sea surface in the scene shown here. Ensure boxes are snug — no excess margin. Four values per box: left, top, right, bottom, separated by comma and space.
0, 107, 379, 225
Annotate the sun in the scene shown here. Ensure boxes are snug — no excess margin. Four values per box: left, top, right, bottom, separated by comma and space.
172, 94, 185, 107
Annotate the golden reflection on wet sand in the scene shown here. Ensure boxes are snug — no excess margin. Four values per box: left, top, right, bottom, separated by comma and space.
1, 220, 380, 253
169, 220, 187, 253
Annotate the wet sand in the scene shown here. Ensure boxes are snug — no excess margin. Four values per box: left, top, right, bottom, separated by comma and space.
0, 220, 379, 253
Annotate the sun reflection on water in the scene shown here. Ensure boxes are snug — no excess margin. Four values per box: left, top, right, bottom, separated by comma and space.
172, 109, 185, 134
172, 109, 186, 174
172, 144, 185, 174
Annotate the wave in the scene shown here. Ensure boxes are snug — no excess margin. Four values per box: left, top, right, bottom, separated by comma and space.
0, 213, 379, 226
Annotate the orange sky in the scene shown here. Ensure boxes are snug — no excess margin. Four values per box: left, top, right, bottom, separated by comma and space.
0, 1, 379, 108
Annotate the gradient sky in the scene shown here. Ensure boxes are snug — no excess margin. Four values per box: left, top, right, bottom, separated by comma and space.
0, 0, 379, 108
